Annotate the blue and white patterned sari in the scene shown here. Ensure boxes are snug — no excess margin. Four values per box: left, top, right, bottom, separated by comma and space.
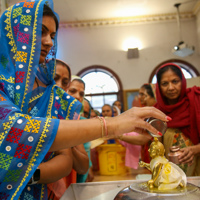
0, 0, 81, 199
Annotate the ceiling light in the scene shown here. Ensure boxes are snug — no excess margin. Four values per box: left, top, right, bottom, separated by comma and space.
172, 3, 195, 57
172, 41, 194, 57
122, 37, 142, 51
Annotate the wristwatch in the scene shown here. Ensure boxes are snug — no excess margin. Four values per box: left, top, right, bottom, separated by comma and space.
28, 168, 40, 185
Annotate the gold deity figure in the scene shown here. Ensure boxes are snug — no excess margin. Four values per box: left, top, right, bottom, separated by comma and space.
139, 138, 187, 190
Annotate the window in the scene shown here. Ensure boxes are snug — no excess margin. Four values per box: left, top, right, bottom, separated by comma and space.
77, 66, 123, 112
149, 59, 199, 84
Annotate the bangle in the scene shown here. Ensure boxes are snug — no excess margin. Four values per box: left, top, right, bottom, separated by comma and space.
96, 116, 104, 138
101, 117, 108, 136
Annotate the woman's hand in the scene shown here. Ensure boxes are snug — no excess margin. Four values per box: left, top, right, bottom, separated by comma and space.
71, 145, 89, 174
107, 106, 169, 138
52, 106, 169, 152
178, 146, 195, 166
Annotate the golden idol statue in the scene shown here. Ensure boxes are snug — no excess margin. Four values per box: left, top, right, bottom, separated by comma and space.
139, 138, 187, 190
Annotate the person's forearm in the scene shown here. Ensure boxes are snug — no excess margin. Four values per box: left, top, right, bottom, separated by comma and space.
38, 149, 73, 184
49, 107, 168, 152
49, 118, 106, 152
72, 145, 89, 174
120, 135, 151, 146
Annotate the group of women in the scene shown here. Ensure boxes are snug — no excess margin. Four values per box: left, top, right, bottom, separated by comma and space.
0, 0, 199, 200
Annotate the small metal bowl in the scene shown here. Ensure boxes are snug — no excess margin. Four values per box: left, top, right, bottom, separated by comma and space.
146, 117, 167, 137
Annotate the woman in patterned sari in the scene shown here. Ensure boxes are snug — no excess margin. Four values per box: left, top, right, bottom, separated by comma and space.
155, 63, 200, 176
0, 1, 82, 199
0, 0, 169, 199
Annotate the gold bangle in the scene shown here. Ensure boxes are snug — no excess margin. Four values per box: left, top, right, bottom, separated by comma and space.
96, 116, 104, 138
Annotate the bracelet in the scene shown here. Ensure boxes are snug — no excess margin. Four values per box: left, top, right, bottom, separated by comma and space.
101, 117, 108, 136
96, 116, 104, 138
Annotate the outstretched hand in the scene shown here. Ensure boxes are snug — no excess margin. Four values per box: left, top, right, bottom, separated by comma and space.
107, 106, 169, 138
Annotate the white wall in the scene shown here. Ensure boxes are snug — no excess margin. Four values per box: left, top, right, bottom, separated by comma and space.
57, 19, 200, 90
196, 10, 200, 54
187, 76, 200, 87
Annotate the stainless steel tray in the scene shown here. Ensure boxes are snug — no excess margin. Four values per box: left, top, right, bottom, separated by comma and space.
61, 176, 200, 200
114, 182, 200, 200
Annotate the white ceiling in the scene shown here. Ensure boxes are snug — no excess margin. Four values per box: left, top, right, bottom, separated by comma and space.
53, 0, 199, 22
1, 0, 200, 27
2, 0, 199, 22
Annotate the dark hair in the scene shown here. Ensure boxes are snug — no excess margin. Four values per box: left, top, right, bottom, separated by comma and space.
112, 100, 121, 106
157, 65, 182, 86
43, 4, 59, 31
84, 97, 91, 108
56, 59, 71, 81
101, 104, 113, 117
102, 104, 112, 112
112, 100, 123, 113
83, 98, 91, 119
141, 83, 148, 89
72, 78, 85, 89
142, 84, 155, 98
103, 104, 112, 108
91, 109, 100, 116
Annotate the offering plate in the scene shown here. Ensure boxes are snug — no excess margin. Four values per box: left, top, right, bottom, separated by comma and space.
114, 181, 200, 200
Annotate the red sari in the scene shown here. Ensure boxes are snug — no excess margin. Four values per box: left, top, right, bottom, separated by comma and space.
154, 63, 200, 145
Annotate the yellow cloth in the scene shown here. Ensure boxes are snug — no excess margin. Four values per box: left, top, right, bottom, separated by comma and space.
150, 156, 187, 190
